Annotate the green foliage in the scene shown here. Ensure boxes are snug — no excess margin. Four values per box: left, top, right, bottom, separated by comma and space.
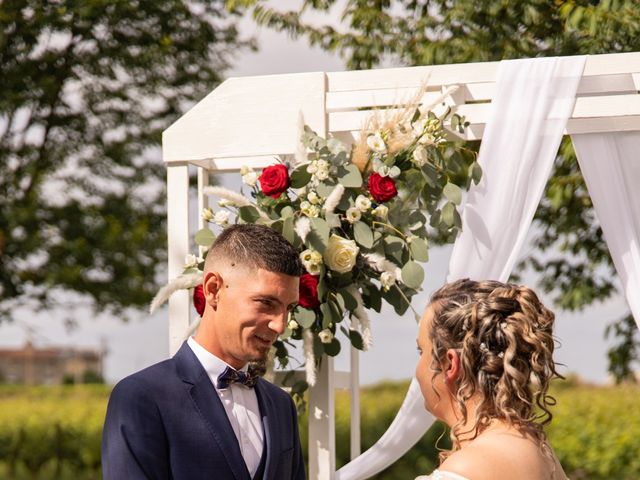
0, 0, 253, 322
237, 0, 640, 381
1, 381, 640, 479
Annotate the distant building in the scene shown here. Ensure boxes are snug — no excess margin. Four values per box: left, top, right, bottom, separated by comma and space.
0, 341, 104, 385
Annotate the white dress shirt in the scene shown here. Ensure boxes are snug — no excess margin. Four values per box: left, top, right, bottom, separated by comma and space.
187, 337, 264, 477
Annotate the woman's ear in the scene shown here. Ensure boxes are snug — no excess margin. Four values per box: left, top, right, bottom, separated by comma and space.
203, 271, 223, 310
444, 348, 461, 385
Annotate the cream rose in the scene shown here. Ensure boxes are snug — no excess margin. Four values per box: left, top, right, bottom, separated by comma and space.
323, 234, 359, 273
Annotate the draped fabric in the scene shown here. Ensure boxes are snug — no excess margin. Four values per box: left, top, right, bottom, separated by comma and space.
571, 132, 640, 328
335, 55, 587, 480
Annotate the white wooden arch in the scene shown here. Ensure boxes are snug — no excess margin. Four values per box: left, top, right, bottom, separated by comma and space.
163, 52, 640, 480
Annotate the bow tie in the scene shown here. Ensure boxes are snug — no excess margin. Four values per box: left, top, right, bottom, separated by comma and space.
216, 365, 258, 389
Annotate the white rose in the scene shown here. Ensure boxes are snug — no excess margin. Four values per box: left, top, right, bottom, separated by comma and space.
318, 329, 334, 344
355, 195, 371, 212
201, 207, 214, 222
184, 254, 198, 269
367, 132, 387, 153
380, 271, 396, 291
324, 234, 359, 273
345, 207, 361, 224
412, 145, 428, 167
372, 204, 389, 219
214, 210, 230, 225
242, 171, 258, 186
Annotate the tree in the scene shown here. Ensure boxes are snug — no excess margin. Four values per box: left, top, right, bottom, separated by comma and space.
0, 1, 253, 323
235, 0, 640, 380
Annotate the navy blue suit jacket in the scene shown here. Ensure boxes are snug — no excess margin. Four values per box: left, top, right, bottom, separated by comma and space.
102, 342, 306, 480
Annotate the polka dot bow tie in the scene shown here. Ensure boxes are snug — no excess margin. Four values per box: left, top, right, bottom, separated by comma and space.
216, 365, 258, 389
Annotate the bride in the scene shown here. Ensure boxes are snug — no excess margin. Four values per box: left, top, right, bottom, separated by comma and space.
415, 279, 568, 480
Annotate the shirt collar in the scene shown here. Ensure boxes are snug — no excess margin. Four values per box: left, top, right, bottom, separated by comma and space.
187, 337, 248, 380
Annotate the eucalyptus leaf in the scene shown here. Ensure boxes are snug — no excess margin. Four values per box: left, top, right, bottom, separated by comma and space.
323, 338, 341, 357
443, 182, 462, 205
348, 328, 364, 350
401, 261, 425, 289
338, 164, 363, 188
295, 308, 316, 328
320, 302, 337, 328
337, 288, 358, 311
238, 205, 261, 223
290, 164, 312, 188
325, 212, 341, 228
280, 206, 295, 218
282, 216, 296, 244
353, 221, 374, 248
308, 217, 330, 253
194, 228, 216, 247
316, 182, 334, 198
409, 237, 429, 262
442, 202, 456, 227
470, 161, 483, 185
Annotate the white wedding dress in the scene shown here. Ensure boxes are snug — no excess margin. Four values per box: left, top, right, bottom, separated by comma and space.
415, 470, 470, 480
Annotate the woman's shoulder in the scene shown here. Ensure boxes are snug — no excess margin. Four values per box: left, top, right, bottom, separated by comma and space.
415, 470, 470, 480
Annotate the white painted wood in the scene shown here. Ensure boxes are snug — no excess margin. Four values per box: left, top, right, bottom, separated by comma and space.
167, 165, 191, 356
350, 347, 361, 461
163, 73, 326, 164
309, 356, 336, 480
197, 169, 210, 259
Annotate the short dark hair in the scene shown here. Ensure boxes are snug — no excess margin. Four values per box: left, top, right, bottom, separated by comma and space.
205, 224, 303, 276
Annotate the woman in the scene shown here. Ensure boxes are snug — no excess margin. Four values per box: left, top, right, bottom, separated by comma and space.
415, 279, 568, 480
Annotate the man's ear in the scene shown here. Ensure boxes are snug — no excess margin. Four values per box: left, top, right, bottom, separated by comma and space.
444, 348, 461, 385
203, 271, 223, 309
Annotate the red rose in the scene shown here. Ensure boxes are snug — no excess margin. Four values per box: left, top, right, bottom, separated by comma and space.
259, 164, 290, 199
193, 285, 206, 316
367, 173, 398, 202
298, 273, 320, 309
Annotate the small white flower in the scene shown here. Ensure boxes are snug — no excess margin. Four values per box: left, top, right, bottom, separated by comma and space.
412, 145, 429, 167
318, 329, 334, 344
307, 190, 321, 205
300, 249, 315, 263
301, 201, 320, 218
355, 195, 371, 212
214, 210, 230, 225
418, 133, 436, 146
218, 199, 232, 208
315, 167, 330, 181
380, 271, 396, 291
346, 207, 361, 224
315, 159, 329, 171
184, 254, 198, 269
242, 171, 258, 187
288, 319, 299, 330
372, 204, 389, 219
306, 162, 318, 174
201, 207, 214, 222
306, 262, 321, 275
309, 250, 323, 265
240, 165, 252, 176
367, 132, 387, 153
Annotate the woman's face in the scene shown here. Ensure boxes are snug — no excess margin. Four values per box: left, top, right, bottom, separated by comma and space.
416, 305, 450, 421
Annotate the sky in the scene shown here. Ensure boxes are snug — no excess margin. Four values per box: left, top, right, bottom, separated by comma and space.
0, 4, 630, 386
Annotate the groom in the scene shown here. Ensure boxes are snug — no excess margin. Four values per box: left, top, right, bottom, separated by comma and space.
102, 224, 306, 479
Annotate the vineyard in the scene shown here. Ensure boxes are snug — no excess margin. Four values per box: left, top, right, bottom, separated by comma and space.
0, 380, 638, 479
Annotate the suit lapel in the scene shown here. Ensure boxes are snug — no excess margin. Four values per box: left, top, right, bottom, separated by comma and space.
173, 343, 250, 480
255, 379, 278, 480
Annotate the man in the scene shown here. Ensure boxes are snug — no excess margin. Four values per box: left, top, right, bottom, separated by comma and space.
102, 224, 306, 479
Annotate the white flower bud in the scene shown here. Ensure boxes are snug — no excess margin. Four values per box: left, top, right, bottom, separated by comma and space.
242, 171, 258, 187
307, 190, 320, 205
201, 207, 214, 222
380, 271, 396, 291
355, 195, 371, 212
412, 145, 428, 167
372, 204, 389, 219
318, 329, 334, 344
214, 210, 230, 225
367, 132, 387, 153
240, 165, 253, 176
288, 319, 300, 330
184, 254, 198, 269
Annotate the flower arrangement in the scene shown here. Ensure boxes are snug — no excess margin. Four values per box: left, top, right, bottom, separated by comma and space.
152, 89, 481, 393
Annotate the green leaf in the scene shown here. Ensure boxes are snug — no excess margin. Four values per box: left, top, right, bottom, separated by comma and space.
409, 237, 429, 262
470, 161, 483, 185
325, 212, 341, 228
384, 235, 405, 264
290, 164, 312, 188
353, 221, 374, 248
280, 205, 295, 218
316, 182, 334, 198
323, 338, 341, 356
401, 261, 424, 289
337, 288, 358, 311
194, 228, 216, 247
238, 205, 261, 223
308, 217, 330, 252
295, 307, 316, 328
338, 164, 363, 188
442, 202, 456, 227
282, 216, 295, 244
348, 327, 364, 350
320, 302, 338, 328
443, 182, 462, 205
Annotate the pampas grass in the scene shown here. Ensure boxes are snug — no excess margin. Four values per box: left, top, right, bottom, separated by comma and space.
363, 253, 403, 282
294, 217, 311, 242
149, 271, 203, 314
346, 285, 372, 350
203, 186, 270, 220
303, 328, 317, 386
323, 184, 345, 215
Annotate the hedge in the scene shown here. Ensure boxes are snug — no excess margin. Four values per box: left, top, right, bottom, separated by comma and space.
0, 380, 638, 479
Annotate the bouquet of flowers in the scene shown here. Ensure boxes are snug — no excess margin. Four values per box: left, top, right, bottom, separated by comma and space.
153, 91, 480, 392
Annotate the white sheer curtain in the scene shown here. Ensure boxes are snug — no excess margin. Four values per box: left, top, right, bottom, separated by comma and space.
335, 55, 586, 480
571, 132, 640, 327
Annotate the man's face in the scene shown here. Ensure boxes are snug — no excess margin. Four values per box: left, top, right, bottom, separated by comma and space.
205, 267, 299, 369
